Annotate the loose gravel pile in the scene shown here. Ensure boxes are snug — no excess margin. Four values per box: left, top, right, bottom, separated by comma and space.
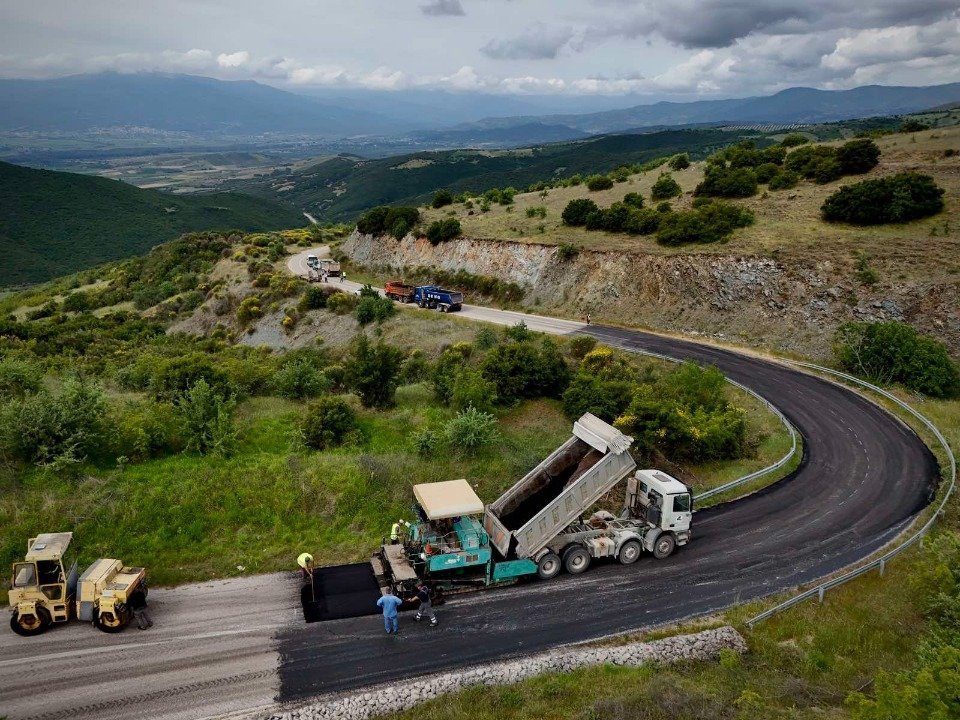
265, 625, 747, 720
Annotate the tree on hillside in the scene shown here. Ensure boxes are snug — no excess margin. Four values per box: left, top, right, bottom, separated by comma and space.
345, 335, 404, 408
432, 189, 454, 208
562, 198, 600, 226
651, 172, 683, 200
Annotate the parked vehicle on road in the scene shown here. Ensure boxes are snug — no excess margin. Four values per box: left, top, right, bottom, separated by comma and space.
412, 285, 463, 312
384, 280, 415, 302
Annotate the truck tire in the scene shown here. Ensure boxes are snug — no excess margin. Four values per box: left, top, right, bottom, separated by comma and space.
618, 539, 642, 565
95, 606, 130, 634
563, 545, 591, 574
10, 608, 50, 636
537, 552, 561, 580
652, 533, 676, 560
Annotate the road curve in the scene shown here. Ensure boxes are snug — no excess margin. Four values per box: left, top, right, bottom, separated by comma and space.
0, 248, 938, 719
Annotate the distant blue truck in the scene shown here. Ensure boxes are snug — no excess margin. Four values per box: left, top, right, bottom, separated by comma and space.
411, 285, 463, 312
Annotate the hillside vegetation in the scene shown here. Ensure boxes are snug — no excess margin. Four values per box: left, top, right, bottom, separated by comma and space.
0, 160, 305, 287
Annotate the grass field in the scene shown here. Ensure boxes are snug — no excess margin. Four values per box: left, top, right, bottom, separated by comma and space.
419, 125, 960, 285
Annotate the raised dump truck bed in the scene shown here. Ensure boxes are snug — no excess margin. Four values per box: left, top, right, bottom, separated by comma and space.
484, 413, 637, 559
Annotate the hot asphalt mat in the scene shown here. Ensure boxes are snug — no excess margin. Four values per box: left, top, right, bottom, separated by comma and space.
301, 562, 382, 623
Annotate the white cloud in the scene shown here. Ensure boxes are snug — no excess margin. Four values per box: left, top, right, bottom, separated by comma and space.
217, 50, 250, 68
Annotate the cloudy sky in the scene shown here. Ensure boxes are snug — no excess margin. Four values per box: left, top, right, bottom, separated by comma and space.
2, 0, 959, 98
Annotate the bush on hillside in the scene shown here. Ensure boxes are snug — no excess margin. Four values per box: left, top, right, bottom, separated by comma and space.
298, 395, 358, 450
657, 201, 754, 246
443, 406, 499, 455
695, 166, 758, 198
586, 175, 614, 191
344, 335, 404, 408
780, 133, 810, 147
151, 353, 234, 403
623, 192, 645, 208
821, 172, 945, 225
450, 368, 498, 413
651, 172, 682, 200
431, 189, 454, 208
899, 119, 930, 133
836, 139, 881, 175
176, 378, 237, 457
425, 218, 462, 245
356, 206, 420, 238
272, 353, 330, 399
834, 321, 959, 398
562, 374, 634, 423
0, 377, 107, 467
356, 295, 396, 325
768, 169, 799, 190
298, 285, 330, 311
481, 337, 570, 405
0, 358, 43, 400
668, 153, 690, 171
62, 291, 91, 313
562, 198, 600, 226
755, 162, 780, 184
431, 342, 473, 405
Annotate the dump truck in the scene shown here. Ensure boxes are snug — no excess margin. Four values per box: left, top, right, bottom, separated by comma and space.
372, 413, 693, 598
384, 280, 415, 303
412, 285, 463, 312
8, 532, 147, 636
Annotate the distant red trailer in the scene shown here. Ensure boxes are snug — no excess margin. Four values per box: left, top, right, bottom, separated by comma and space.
384, 280, 415, 302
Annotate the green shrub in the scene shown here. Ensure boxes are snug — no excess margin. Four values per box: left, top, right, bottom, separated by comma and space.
899, 118, 930, 133
325, 291, 358, 314
556, 242, 580, 261
400, 350, 431, 384
443, 406, 499, 455
151, 353, 233, 403
425, 218, 462, 245
812, 156, 843, 184
356, 206, 420, 236
624, 207, 662, 235
110, 398, 183, 461
668, 153, 690, 170
474, 326, 499, 350
525, 205, 547, 219
651, 172, 682, 200
657, 202, 754, 246
569, 335, 597, 360
504, 321, 532, 342
450, 368, 498, 413
622, 192, 644, 208
356, 295, 396, 325
834, 321, 959, 397
298, 286, 328, 311
821, 172, 945, 225
836, 139, 881, 175
431, 342, 473, 404
610, 165, 632, 183
755, 162, 780, 184
780, 133, 810, 147
431, 190, 454, 208
176, 379, 237, 456
695, 166, 757, 197
562, 374, 633, 422
236, 295, 262, 326
411, 427, 441, 457
0, 358, 43, 400
0, 377, 107, 467
344, 335, 404, 408
272, 356, 330, 399
481, 337, 570, 405
586, 175, 614, 191
768, 170, 799, 190
62, 291, 91, 313
562, 198, 600, 226
298, 395, 358, 450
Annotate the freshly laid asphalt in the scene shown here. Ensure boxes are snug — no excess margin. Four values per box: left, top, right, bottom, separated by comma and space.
273, 280, 938, 701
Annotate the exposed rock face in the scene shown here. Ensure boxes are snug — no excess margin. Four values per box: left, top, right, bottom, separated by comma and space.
343, 232, 960, 360
263, 626, 747, 720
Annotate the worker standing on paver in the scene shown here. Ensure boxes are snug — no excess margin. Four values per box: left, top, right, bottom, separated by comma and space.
390, 519, 410, 545
128, 585, 153, 630
412, 582, 438, 627
376, 592, 403, 634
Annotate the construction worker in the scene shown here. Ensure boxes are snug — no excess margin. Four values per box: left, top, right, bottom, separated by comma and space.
412, 582, 437, 627
297, 552, 314, 582
390, 519, 410, 545
128, 585, 152, 631
376, 592, 403, 634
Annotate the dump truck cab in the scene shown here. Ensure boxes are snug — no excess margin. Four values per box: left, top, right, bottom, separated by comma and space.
624, 469, 693, 556
9, 533, 78, 636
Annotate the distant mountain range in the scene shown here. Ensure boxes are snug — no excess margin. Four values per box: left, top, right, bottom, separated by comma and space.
0, 160, 304, 286
3, 73, 960, 151
452, 83, 960, 136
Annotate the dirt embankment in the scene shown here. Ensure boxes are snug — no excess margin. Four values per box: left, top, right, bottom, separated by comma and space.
343, 231, 960, 360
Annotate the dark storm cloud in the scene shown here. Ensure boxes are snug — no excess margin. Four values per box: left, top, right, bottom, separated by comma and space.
585, 0, 960, 49
481, 24, 575, 60
420, 0, 466, 16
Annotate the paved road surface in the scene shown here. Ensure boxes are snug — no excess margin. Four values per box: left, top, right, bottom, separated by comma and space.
0, 246, 939, 719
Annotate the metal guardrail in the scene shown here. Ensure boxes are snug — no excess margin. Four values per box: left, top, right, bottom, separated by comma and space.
745, 361, 956, 627
590, 338, 799, 505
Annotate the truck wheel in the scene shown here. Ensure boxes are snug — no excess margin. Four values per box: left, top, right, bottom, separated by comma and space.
537, 552, 561, 580
10, 608, 51, 636
618, 539, 642, 565
563, 545, 591, 574
653, 533, 676, 560
95, 607, 130, 634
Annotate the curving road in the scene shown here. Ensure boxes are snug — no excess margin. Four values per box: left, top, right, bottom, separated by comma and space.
0, 248, 938, 720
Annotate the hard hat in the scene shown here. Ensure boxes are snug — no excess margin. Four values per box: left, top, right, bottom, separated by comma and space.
297, 552, 313, 569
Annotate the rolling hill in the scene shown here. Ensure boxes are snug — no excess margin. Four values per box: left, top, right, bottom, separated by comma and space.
0, 160, 305, 286
231, 127, 768, 221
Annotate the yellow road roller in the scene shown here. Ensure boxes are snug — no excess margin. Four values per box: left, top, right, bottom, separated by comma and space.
8, 532, 147, 636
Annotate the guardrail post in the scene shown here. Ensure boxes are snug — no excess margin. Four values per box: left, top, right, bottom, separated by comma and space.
879, 559, 885, 577
817, 586, 825, 603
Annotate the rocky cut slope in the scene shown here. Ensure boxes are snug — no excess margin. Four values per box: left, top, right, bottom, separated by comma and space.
342, 231, 959, 361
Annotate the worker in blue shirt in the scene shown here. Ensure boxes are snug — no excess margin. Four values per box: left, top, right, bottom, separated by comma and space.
376, 592, 403, 634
